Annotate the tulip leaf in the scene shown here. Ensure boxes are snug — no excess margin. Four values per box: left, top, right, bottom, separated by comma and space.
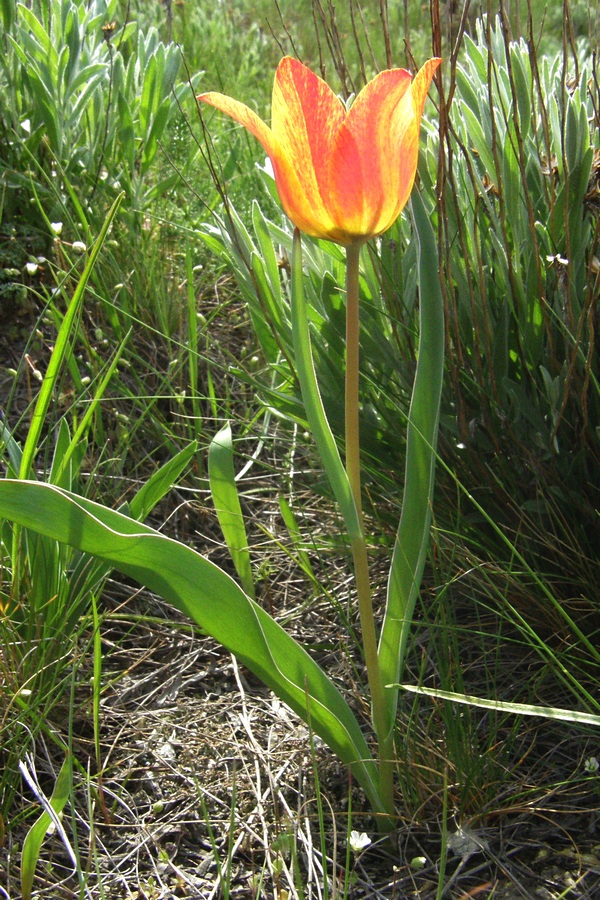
290, 230, 361, 544
379, 190, 445, 739
127, 440, 199, 523
0, 479, 384, 816
21, 754, 72, 900
208, 422, 256, 600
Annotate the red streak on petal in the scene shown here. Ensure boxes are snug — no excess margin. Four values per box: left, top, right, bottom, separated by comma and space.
328, 69, 414, 238
271, 57, 345, 238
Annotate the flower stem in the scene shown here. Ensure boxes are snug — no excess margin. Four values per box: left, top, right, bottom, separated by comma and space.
344, 243, 364, 526
345, 243, 394, 818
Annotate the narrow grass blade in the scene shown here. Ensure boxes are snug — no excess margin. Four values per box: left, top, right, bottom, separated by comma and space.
378, 190, 445, 738
21, 754, 72, 900
0, 418, 22, 475
0, 479, 384, 815
51, 331, 130, 487
18, 192, 124, 480
209, 422, 256, 600
0, 0, 16, 30
127, 441, 198, 521
185, 244, 203, 441
278, 495, 316, 583
398, 685, 600, 727
49, 419, 86, 491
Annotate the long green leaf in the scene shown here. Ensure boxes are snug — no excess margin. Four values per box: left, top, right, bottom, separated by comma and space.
21, 754, 72, 900
63, 441, 200, 631
209, 422, 256, 600
0, 479, 384, 815
290, 230, 361, 542
379, 190, 445, 738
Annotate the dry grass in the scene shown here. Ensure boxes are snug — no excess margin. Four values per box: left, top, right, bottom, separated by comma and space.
2, 483, 599, 898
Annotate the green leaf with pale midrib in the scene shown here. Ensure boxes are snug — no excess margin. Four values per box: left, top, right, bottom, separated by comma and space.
21, 755, 72, 900
398, 685, 600, 727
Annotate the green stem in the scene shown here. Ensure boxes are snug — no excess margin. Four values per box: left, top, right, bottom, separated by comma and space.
344, 244, 363, 522
345, 243, 394, 817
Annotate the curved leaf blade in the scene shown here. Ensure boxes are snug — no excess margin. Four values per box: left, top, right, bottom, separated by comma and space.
208, 422, 256, 600
290, 230, 361, 542
0, 480, 383, 815
379, 190, 445, 738
21, 754, 72, 900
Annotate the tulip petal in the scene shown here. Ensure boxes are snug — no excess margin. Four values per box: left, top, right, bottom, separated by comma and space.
270, 57, 346, 239
410, 57, 443, 121
328, 60, 440, 240
392, 57, 441, 218
198, 91, 277, 158
327, 69, 412, 238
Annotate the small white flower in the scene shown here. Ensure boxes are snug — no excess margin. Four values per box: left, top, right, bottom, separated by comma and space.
21, 118, 31, 133
50, 221, 63, 235
24, 262, 38, 275
584, 756, 599, 773
349, 830, 371, 853
72, 241, 86, 252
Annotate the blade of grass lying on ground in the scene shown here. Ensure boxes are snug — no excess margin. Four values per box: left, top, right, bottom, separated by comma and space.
398, 685, 600, 727
0, 479, 385, 818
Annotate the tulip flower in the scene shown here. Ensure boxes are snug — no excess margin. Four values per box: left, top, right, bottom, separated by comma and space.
198, 56, 440, 246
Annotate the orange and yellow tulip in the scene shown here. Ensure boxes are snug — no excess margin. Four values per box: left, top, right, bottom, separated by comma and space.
199, 56, 440, 246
